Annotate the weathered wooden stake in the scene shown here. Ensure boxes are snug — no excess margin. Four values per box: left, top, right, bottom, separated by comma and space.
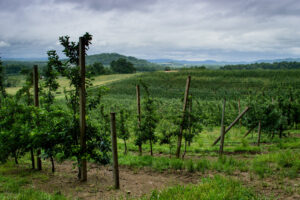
33, 65, 42, 171
110, 112, 120, 189
238, 99, 241, 127
257, 121, 261, 146
30, 149, 35, 169
136, 85, 142, 155
243, 126, 255, 138
219, 99, 226, 155
182, 94, 192, 159
212, 107, 250, 146
79, 37, 87, 181
176, 76, 191, 158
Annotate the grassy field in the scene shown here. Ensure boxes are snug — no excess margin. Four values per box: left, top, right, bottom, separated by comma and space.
6, 73, 139, 97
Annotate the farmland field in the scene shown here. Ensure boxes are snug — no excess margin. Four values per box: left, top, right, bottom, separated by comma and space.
1, 68, 300, 200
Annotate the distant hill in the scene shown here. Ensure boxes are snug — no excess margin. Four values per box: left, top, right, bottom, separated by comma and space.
148, 59, 247, 67
2, 53, 163, 74
2, 60, 47, 75
221, 61, 300, 70
86, 53, 163, 71
148, 58, 300, 67
3, 54, 300, 74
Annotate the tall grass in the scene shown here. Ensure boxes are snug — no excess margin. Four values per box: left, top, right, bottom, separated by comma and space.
142, 175, 268, 200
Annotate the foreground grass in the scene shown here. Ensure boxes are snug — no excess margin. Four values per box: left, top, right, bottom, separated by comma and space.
118, 149, 300, 179
0, 162, 67, 200
142, 175, 269, 200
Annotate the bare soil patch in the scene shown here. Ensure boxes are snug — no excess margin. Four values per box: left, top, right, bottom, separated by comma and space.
20, 158, 300, 200
31, 161, 202, 200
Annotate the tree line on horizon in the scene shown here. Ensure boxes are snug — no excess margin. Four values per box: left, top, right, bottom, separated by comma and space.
221, 61, 300, 70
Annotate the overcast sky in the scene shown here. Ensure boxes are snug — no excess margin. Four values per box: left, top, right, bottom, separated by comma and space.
0, 0, 300, 61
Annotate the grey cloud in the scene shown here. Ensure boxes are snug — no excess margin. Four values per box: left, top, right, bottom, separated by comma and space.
1, 0, 300, 61
54, 0, 159, 11
0, 0, 159, 12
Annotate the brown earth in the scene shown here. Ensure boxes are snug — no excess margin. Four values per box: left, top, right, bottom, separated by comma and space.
25, 158, 300, 200
31, 161, 202, 200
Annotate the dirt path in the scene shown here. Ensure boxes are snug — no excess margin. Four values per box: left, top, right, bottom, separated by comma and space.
27, 159, 300, 200
32, 161, 202, 200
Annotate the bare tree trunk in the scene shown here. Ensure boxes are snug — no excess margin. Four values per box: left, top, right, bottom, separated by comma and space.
182, 138, 187, 159
30, 148, 35, 169
14, 152, 18, 165
77, 159, 81, 180
138, 145, 142, 156
50, 156, 55, 173
257, 121, 261, 146
124, 139, 127, 155
150, 139, 153, 156
279, 127, 283, 139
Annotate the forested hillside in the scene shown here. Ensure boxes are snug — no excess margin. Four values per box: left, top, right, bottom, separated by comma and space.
86, 53, 163, 71
2, 53, 163, 75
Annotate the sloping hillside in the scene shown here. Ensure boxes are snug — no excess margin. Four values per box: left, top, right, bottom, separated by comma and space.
86, 53, 163, 71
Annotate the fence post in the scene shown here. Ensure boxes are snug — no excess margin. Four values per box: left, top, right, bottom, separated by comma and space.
257, 121, 261, 146
30, 149, 35, 169
238, 99, 241, 127
136, 85, 142, 155
212, 107, 250, 146
110, 112, 120, 189
79, 37, 87, 181
243, 126, 255, 138
176, 76, 191, 158
33, 65, 42, 171
219, 99, 226, 155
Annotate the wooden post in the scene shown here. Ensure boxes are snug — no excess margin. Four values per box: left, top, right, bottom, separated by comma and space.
110, 112, 120, 189
188, 94, 192, 147
182, 94, 192, 159
238, 99, 241, 127
212, 107, 250, 146
257, 121, 261, 146
219, 99, 226, 155
30, 149, 35, 170
79, 37, 87, 181
33, 65, 42, 171
136, 85, 142, 155
243, 126, 255, 138
176, 76, 191, 158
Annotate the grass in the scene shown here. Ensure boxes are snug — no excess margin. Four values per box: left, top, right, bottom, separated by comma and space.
118, 145, 300, 181
0, 162, 67, 200
251, 150, 300, 179
142, 175, 268, 200
5, 73, 139, 96
118, 153, 250, 174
